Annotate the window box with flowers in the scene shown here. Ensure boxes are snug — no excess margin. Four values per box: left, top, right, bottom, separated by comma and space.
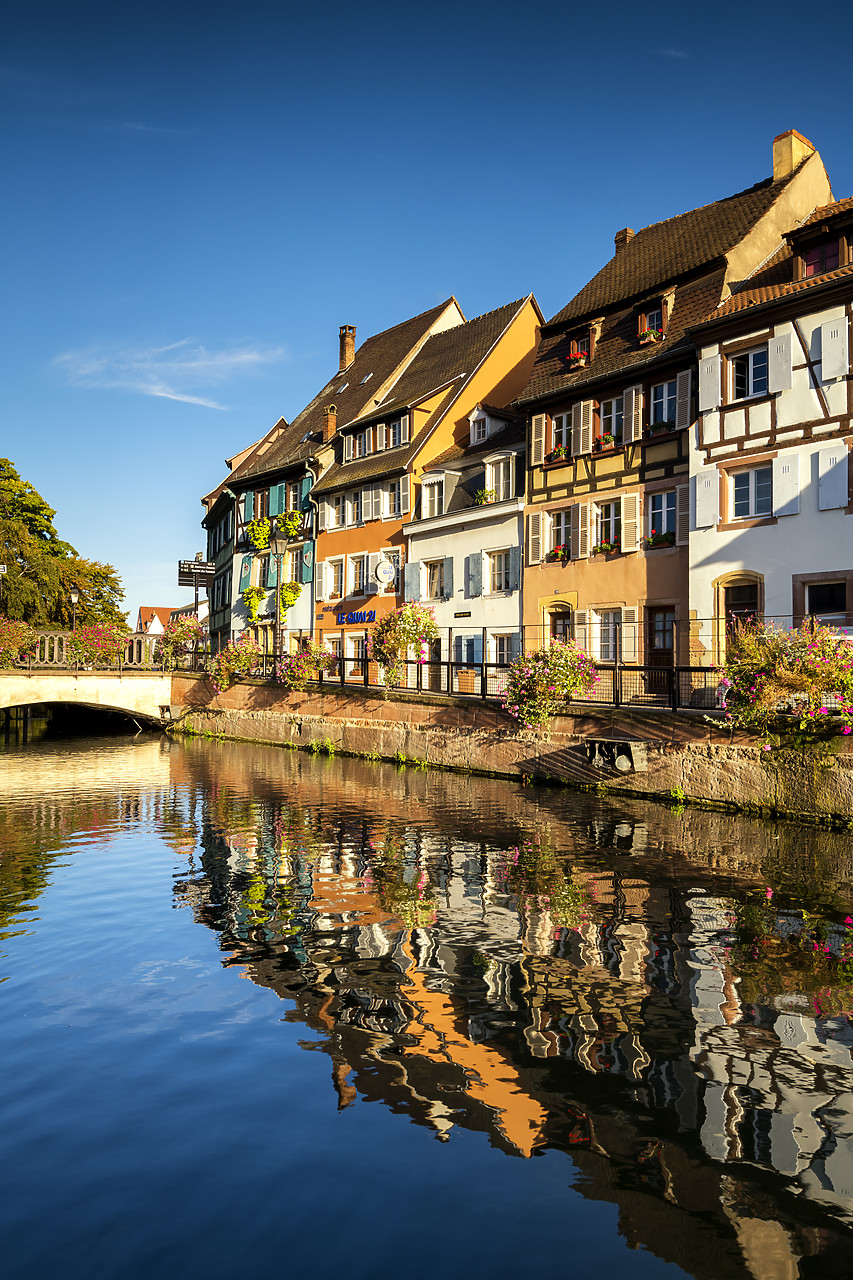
591, 540, 620, 556
474, 488, 496, 506
639, 328, 663, 347
548, 445, 569, 464
549, 544, 571, 563
593, 433, 616, 452
644, 530, 676, 549
646, 419, 675, 437
565, 350, 588, 370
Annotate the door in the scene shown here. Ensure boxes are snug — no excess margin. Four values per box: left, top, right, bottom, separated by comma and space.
550, 610, 572, 642
647, 608, 675, 694
427, 638, 442, 692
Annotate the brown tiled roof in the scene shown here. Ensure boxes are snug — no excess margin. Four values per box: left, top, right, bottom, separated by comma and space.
426, 420, 525, 469
314, 299, 531, 495
548, 172, 800, 326
709, 261, 853, 319
137, 606, 174, 631
235, 299, 460, 483
796, 195, 853, 229
520, 270, 725, 405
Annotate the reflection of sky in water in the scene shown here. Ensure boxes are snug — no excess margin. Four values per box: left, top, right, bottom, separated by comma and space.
2, 733, 853, 1278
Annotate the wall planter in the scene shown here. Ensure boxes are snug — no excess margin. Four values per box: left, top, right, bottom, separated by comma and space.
646, 419, 675, 438
644, 531, 676, 549
548, 546, 571, 563
565, 353, 588, 370
593, 434, 616, 453
591, 542, 620, 557
639, 329, 663, 347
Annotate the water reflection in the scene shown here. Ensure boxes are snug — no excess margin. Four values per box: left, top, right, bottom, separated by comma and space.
164, 739, 853, 1277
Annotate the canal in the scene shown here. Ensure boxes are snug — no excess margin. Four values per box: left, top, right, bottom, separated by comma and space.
2, 730, 853, 1279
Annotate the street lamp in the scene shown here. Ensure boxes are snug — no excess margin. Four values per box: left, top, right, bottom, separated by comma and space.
70, 588, 79, 633
269, 519, 290, 662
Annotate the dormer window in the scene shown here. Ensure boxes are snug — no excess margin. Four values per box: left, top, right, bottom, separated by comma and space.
353, 429, 370, 458
422, 476, 444, 518
566, 333, 590, 369
802, 240, 840, 278
471, 416, 489, 445
485, 454, 514, 502
639, 303, 664, 345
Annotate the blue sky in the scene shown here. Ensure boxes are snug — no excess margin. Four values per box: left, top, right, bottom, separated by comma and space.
3, 0, 852, 621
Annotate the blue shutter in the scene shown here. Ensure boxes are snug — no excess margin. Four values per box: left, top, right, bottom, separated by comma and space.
269, 483, 284, 517
267, 555, 279, 588
239, 555, 252, 590
301, 542, 314, 584
243, 492, 254, 522
443, 556, 453, 599
301, 475, 312, 510
510, 632, 521, 660
508, 545, 521, 592
468, 552, 482, 597
472, 634, 483, 663
404, 561, 421, 602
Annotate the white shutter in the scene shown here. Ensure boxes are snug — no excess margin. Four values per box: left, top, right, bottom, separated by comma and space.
818, 446, 848, 510
315, 561, 327, 602
622, 607, 638, 662
400, 413, 410, 443
676, 484, 689, 545
621, 493, 640, 552
695, 470, 718, 528
317, 499, 327, 532
624, 386, 643, 442
580, 400, 593, 454
528, 511, 542, 565
772, 454, 800, 516
361, 487, 372, 520
368, 552, 380, 586
376, 423, 386, 450
821, 319, 849, 381
365, 427, 374, 455
399, 475, 410, 514
371, 485, 382, 520
344, 434, 353, 462
698, 354, 721, 412
530, 413, 546, 466
577, 502, 589, 557
573, 610, 588, 653
675, 370, 693, 429
569, 504, 580, 558
543, 510, 553, 554
571, 403, 582, 456
768, 333, 792, 393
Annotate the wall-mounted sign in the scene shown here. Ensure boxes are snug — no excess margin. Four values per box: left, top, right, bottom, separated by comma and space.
336, 610, 376, 625
453, 611, 472, 618
374, 558, 396, 585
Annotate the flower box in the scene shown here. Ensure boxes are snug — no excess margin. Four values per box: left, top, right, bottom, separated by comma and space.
566, 352, 588, 370
644, 530, 676, 549
549, 545, 571, 563
591, 541, 620, 556
639, 328, 663, 346
593, 434, 615, 452
646, 419, 675, 437
548, 446, 569, 464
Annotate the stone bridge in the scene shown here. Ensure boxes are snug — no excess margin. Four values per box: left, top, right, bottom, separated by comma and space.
0, 670, 177, 724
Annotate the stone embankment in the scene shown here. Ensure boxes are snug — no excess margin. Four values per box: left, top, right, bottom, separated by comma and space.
169, 673, 853, 826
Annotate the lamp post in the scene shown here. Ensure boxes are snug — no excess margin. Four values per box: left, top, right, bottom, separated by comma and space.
70, 588, 79, 634
269, 520, 290, 665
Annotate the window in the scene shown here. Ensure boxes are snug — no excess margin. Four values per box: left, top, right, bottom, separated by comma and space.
597, 609, 622, 662
650, 379, 677, 426
350, 555, 366, 595
353, 430, 370, 459
599, 396, 623, 444
487, 457, 513, 501
254, 489, 270, 519
329, 495, 344, 528
731, 466, 772, 519
388, 419, 402, 448
426, 560, 445, 599
287, 481, 301, 511
803, 241, 840, 278
488, 550, 510, 593
570, 334, 589, 356
348, 491, 363, 524
641, 304, 662, 335
807, 581, 847, 622
596, 501, 621, 548
385, 479, 402, 517
731, 347, 768, 400
285, 549, 301, 582
261, 556, 275, 589
329, 559, 344, 599
552, 413, 570, 451
423, 481, 444, 518
552, 509, 571, 554
649, 491, 676, 535
347, 634, 366, 678
494, 634, 513, 665
471, 417, 489, 444
212, 569, 232, 612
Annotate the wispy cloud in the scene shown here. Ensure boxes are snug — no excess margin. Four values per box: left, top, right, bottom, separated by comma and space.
90, 118, 194, 137
656, 47, 688, 59
53, 339, 288, 410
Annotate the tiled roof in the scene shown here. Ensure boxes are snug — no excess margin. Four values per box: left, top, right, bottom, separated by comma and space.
548, 172, 800, 326
137, 606, 174, 631
235, 299, 460, 483
426, 420, 525, 469
314, 299, 531, 495
709, 261, 853, 319
519, 270, 725, 405
796, 195, 853, 230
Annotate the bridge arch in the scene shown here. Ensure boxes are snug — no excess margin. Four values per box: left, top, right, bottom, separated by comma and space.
0, 672, 174, 725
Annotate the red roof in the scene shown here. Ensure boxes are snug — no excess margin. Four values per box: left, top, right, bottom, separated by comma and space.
136, 606, 175, 633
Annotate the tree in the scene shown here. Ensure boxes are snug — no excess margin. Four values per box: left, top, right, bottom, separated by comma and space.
0, 458, 127, 628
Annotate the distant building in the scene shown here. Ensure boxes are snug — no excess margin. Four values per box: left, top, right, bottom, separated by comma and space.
135, 606, 176, 637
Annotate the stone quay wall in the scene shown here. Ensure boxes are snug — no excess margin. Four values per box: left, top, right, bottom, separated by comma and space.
169, 673, 853, 826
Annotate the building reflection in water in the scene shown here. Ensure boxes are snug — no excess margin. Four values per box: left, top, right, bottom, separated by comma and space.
159, 739, 853, 1278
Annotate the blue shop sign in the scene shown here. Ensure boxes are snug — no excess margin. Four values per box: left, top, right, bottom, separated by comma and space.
336, 610, 376, 625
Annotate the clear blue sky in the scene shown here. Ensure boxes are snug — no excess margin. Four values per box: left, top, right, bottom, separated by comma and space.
3, 0, 852, 622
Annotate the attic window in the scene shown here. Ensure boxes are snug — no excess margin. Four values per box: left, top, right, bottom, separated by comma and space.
566, 333, 590, 368
639, 302, 664, 346
802, 240, 840, 278
470, 416, 489, 445
359, 372, 373, 385
337, 383, 348, 394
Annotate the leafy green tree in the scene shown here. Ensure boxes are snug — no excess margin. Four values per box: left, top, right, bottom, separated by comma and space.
0, 458, 127, 627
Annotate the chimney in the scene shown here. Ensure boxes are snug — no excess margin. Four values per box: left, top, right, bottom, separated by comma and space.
773, 130, 815, 182
339, 324, 356, 372
614, 227, 635, 254
322, 404, 337, 444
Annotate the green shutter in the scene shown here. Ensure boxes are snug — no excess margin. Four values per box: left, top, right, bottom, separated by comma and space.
301, 541, 314, 584
301, 475, 312, 510
243, 492, 254, 522
266, 555, 278, 588
269, 483, 284, 517
239, 555, 252, 590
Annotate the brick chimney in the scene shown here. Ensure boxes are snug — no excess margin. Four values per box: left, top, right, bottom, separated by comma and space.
614, 227, 635, 254
322, 404, 337, 444
339, 325, 355, 372
773, 130, 815, 182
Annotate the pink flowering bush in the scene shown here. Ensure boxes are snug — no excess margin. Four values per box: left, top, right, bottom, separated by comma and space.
156, 615, 205, 669
0, 618, 38, 668
67, 622, 129, 666
276, 642, 335, 692
501, 640, 599, 729
721, 619, 853, 735
366, 602, 439, 689
207, 632, 261, 693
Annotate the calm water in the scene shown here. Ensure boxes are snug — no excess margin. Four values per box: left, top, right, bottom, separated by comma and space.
3, 733, 853, 1279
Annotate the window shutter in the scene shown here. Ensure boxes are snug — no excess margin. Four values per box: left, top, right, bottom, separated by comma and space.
768, 334, 792, 393
368, 552, 380, 587
267, 555, 278, 588
698, 354, 721, 412
821, 319, 849, 380
528, 511, 542, 565
243, 492, 254, 522
377, 423, 386, 450
510, 632, 521, 660
300, 475, 312, 510
405, 560, 422, 601
621, 492, 640, 552
468, 551, 483, 597
772, 454, 800, 516
443, 556, 453, 598
400, 413, 410, 444
508, 545, 521, 592
530, 414, 546, 466
580, 400, 593, 454
818, 446, 848, 510
543, 510, 553, 554
569, 504, 580, 558
315, 561, 327, 602
676, 484, 689, 545
268, 483, 282, 517
622, 607, 638, 662
239, 555, 252, 591
344, 435, 353, 462
625, 385, 644, 442
675, 370, 693, 429
695, 470, 718, 528
317, 499, 327, 533
371, 485, 382, 520
571, 403, 582, 456
578, 503, 589, 558
365, 427, 374, 455
301, 543, 314, 584
361, 487, 373, 520
399, 475, 410, 514
573, 610, 588, 652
